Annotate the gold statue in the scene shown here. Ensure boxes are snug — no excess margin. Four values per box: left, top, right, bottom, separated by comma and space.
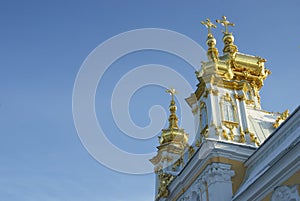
216, 16, 235, 34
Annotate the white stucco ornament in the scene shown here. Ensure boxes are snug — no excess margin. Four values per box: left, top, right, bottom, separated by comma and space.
271, 185, 300, 201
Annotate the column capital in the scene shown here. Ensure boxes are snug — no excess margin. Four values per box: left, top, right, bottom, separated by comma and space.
202, 163, 235, 185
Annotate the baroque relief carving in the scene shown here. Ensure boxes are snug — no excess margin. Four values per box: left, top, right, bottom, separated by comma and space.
157, 172, 174, 199
271, 185, 300, 201
202, 163, 235, 185
182, 163, 235, 201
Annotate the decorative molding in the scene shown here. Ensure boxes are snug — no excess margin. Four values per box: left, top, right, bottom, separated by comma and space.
161, 155, 174, 163
271, 185, 300, 201
206, 88, 219, 96
222, 129, 230, 140
273, 109, 290, 128
176, 163, 235, 201
245, 99, 255, 105
188, 146, 195, 159
172, 157, 183, 172
195, 138, 202, 147
234, 94, 245, 101
239, 127, 246, 143
222, 121, 238, 141
166, 140, 256, 201
223, 121, 239, 129
192, 105, 199, 115
200, 125, 209, 138
156, 172, 174, 199
154, 165, 162, 173
201, 163, 235, 185
185, 93, 198, 108
224, 93, 232, 101
249, 132, 260, 146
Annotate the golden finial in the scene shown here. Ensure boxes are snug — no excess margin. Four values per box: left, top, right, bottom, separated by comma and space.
201, 18, 219, 61
166, 87, 178, 102
201, 18, 217, 35
165, 87, 179, 129
216, 16, 238, 54
151, 87, 188, 146
216, 16, 235, 34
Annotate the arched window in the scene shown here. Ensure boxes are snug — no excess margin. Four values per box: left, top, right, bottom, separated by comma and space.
221, 94, 236, 122
245, 90, 252, 100
200, 102, 207, 131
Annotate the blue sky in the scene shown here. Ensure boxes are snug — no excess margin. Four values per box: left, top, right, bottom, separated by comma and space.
0, 0, 300, 200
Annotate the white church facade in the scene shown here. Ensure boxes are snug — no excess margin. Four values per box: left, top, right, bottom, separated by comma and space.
150, 16, 300, 201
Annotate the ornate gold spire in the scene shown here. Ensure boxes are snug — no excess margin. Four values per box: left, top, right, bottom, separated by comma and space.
216, 16, 238, 54
201, 18, 219, 62
166, 88, 179, 128
153, 87, 188, 145
150, 87, 189, 168
150, 88, 189, 200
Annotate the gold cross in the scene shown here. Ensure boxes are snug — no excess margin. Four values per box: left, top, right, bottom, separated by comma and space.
201, 18, 217, 35
216, 16, 235, 34
166, 87, 178, 101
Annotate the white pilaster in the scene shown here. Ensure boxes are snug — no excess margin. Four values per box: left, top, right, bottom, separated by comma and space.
202, 163, 235, 201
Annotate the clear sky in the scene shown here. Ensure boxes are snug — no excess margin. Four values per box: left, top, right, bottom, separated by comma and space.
0, 0, 300, 201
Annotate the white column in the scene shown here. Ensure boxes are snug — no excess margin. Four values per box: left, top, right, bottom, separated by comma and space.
202, 163, 235, 201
